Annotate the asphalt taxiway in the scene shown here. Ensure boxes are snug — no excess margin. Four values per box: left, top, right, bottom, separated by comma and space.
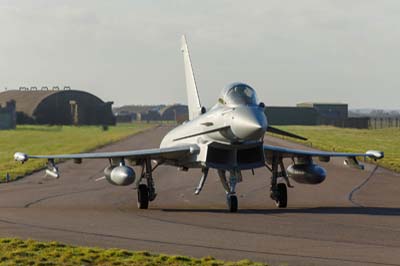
0, 126, 399, 266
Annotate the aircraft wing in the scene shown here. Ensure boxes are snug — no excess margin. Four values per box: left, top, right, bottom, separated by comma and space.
14, 145, 199, 164
264, 145, 384, 162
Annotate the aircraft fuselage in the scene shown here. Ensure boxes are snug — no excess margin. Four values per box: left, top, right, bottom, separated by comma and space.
160, 83, 268, 170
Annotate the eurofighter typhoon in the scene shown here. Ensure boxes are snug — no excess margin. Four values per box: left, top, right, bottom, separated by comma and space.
14, 36, 384, 212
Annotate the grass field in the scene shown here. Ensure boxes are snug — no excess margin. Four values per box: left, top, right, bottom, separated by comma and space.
0, 123, 155, 181
272, 126, 400, 172
0, 238, 265, 266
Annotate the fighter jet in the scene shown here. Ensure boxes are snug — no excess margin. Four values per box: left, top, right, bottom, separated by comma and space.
14, 36, 384, 212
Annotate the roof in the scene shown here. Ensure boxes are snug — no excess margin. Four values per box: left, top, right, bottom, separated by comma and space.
159, 104, 188, 116
297, 102, 348, 107
113, 105, 165, 114
0, 90, 103, 116
266, 105, 314, 109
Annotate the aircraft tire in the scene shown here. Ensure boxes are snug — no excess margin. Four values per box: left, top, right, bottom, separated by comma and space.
137, 184, 149, 209
275, 183, 287, 208
227, 194, 238, 212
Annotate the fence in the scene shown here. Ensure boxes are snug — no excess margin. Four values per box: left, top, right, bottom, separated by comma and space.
369, 117, 400, 129
319, 117, 400, 129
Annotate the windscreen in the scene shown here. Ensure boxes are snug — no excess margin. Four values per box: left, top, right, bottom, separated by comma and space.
222, 84, 258, 106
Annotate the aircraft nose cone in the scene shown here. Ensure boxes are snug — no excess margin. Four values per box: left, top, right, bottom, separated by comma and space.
231, 107, 267, 141
241, 116, 264, 130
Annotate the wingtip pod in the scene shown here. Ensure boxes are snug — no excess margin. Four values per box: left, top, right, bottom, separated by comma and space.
366, 150, 384, 160
14, 152, 28, 163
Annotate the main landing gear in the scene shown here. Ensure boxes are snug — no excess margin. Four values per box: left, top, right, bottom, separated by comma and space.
135, 156, 292, 211
136, 159, 158, 209
272, 183, 287, 208
137, 184, 149, 209
268, 156, 292, 208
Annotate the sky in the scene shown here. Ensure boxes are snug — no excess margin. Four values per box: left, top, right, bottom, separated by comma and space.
0, 0, 399, 109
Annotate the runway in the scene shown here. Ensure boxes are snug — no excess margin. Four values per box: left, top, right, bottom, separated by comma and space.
1, 125, 399, 266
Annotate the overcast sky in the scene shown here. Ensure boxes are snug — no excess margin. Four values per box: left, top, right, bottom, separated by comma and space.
0, 0, 399, 109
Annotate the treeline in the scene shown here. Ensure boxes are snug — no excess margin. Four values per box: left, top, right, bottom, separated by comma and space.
349, 109, 400, 118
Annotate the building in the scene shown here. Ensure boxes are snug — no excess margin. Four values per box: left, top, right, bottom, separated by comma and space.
266, 103, 370, 128
265, 106, 318, 125
0, 100, 16, 129
0, 89, 115, 125
115, 111, 136, 123
296, 103, 348, 125
159, 105, 189, 122
114, 101, 369, 128
114, 105, 162, 122
113, 104, 188, 123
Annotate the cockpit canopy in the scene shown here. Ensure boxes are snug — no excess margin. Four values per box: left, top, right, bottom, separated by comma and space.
219, 83, 258, 106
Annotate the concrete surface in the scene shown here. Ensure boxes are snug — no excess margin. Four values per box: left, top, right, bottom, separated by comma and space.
0, 126, 399, 266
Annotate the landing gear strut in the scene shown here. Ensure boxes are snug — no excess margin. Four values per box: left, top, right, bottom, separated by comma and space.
194, 168, 209, 195
268, 156, 290, 208
218, 169, 242, 212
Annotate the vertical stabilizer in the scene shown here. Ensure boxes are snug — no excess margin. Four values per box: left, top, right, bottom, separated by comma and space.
181, 35, 202, 120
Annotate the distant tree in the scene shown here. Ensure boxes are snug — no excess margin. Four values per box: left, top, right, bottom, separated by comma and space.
389, 110, 400, 117
370, 109, 389, 117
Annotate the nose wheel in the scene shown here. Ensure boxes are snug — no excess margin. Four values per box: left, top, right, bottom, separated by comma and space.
227, 194, 238, 212
218, 169, 241, 212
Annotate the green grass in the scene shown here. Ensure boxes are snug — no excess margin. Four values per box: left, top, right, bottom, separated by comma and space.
272, 126, 400, 172
0, 238, 266, 266
0, 123, 155, 181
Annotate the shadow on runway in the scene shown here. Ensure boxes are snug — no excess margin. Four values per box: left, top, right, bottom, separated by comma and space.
161, 207, 400, 216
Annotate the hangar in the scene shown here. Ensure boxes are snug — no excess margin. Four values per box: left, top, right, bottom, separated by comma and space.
114, 104, 189, 123
0, 89, 115, 125
159, 105, 189, 122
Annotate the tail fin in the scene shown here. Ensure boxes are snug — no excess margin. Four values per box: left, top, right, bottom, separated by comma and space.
181, 35, 202, 120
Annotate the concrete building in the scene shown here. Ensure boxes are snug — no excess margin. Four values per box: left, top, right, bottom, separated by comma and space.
159, 105, 189, 122
114, 102, 369, 128
265, 106, 319, 125
114, 104, 188, 123
0, 100, 16, 129
297, 103, 348, 125
0, 89, 115, 125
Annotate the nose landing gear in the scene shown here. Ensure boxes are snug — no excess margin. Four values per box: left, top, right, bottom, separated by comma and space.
218, 169, 242, 212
